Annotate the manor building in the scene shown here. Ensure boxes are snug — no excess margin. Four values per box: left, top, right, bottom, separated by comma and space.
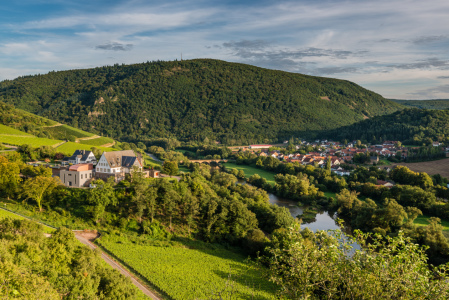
95, 150, 144, 182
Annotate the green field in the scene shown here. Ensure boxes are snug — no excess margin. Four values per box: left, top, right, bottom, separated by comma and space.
224, 162, 276, 185
0, 135, 62, 147
97, 234, 278, 299
0, 124, 34, 136
143, 154, 162, 168
56, 142, 116, 155
414, 215, 449, 231
79, 136, 114, 146
42, 124, 94, 139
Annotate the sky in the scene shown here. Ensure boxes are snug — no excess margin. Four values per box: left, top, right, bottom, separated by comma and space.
1, 0, 449, 100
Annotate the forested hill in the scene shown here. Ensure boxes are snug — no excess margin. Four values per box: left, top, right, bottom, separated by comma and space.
0, 59, 401, 144
318, 108, 449, 145
391, 99, 449, 110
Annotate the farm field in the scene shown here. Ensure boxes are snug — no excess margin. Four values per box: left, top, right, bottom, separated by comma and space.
392, 158, 449, 178
224, 162, 276, 186
0, 124, 33, 136
56, 142, 116, 155
79, 136, 114, 146
97, 234, 278, 300
42, 124, 94, 139
0, 135, 62, 147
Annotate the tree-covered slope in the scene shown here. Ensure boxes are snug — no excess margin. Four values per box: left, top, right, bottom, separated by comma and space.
318, 108, 449, 145
391, 99, 449, 110
0, 59, 401, 144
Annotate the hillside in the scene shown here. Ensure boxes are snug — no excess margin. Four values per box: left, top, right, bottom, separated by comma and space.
391, 99, 449, 110
0, 101, 117, 155
0, 59, 401, 145
318, 108, 449, 145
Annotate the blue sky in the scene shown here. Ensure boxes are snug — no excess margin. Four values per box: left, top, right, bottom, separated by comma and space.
1, 0, 449, 99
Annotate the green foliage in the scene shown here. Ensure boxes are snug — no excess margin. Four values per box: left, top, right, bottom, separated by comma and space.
264, 223, 449, 299
55, 141, 116, 155
319, 108, 449, 145
392, 99, 449, 110
162, 160, 178, 176
0, 59, 401, 144
0, 219, 142, 299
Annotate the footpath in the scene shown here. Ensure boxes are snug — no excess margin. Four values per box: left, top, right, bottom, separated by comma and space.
0, 207, 160, 300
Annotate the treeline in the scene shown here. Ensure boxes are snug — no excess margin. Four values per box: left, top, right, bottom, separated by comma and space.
0, 59, 400, 144
318, 108, 449, 145
0, 219, 143, 299
0, 152, 292, 252
392, 99, 449, 110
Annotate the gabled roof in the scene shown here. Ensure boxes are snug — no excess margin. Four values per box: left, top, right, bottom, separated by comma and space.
102, 150, 141, 168
64, 150, 94, 162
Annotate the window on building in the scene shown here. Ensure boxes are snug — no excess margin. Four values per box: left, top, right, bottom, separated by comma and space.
81, 174, 83, 179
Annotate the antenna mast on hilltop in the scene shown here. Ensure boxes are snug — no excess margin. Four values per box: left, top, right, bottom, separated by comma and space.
181, 53, 183, 62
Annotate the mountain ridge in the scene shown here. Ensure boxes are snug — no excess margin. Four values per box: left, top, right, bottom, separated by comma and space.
0, 59, 402, 144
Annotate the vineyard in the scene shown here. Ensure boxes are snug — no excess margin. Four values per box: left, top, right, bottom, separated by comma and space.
56, 142, 117, 155
42, 124, 94, 139
97, 234, 279, 299
0, 124, 33, 136
0, 135, 62, 147
79, 136, 114, 146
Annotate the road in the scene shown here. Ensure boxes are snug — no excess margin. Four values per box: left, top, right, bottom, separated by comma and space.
145, 152, 163, 162
75, 234, 160, 300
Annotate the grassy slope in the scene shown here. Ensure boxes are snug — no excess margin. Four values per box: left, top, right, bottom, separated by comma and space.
0, 124, 33, 136
0, 135, 62, 147
224, 162, 276, 186
0, 207, 55, 233
97, 234, 278, 300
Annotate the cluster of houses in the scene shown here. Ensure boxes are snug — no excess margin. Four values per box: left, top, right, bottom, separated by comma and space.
52, 149, 160, 188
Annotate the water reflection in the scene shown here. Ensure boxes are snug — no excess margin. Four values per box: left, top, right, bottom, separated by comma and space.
268, 193, 342, 231
236, 180, 360, 250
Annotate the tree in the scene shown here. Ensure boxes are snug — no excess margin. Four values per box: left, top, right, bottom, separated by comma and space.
22, 176, 61, 212
263, 223, 449, 299
163, 161, 178, 177
87, 178, 117, 223
183, 191, 199, 235
0, 156, 21, 199
162, 189, 180, 229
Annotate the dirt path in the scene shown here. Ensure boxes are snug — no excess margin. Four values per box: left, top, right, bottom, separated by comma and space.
0, 208, 160, 300
100, 141, 115, 147
74, 233, 160, 300
42, 124, 63, 128
77, 135, 100, 141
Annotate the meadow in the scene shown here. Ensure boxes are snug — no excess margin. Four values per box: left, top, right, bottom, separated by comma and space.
97, 234, 278, 300
414, 215, 449, 231
224, 162, 277, 186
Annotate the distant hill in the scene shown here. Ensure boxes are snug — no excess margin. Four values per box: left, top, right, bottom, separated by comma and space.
0, 101, 117, 155
0, 59, 402, 145
391, 99, 449, 110
318, 108, 449, 145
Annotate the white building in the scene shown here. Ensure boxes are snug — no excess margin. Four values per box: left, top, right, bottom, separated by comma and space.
96, 150, 144, 182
